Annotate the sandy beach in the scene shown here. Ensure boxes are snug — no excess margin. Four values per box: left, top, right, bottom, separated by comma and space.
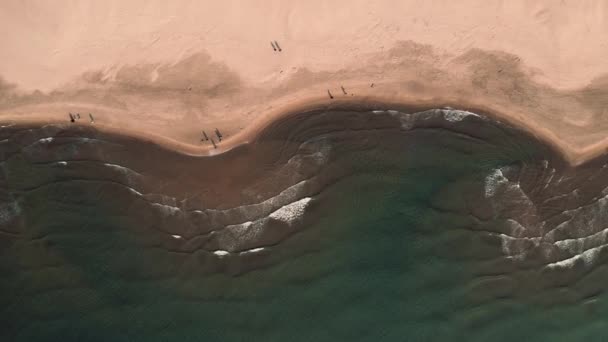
1, 0, 607, 164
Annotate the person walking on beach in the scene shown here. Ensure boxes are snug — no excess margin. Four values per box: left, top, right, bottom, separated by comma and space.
89, 113, 95, 123
327, 90, 334, 99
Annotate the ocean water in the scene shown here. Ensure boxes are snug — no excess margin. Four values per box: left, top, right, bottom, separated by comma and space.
2, 108, 608, 341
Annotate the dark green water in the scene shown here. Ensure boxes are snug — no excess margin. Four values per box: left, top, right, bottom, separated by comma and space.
2, 108, 608, 341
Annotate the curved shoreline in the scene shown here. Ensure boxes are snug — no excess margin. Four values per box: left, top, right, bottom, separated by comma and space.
0, 93, 600, 167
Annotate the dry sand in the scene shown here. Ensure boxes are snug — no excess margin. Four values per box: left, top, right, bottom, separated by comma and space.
0, 0, 607, 165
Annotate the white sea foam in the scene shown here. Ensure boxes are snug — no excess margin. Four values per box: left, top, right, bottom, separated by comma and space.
127, 187, 143, 196
150, 202, 181, 216
543, 168, 556, 189
38, 137, 54, 144
484, 168, 508, 198
213, 250, 230, 257
546, 244, 608, 269
214, 197, 313, 251
442, 109, 479, 122
384, 110, 415, 130
483, 163, 608, 272
217, 221, 264, 251
269, 197, 312, 224
238, 247, 266, 255
497, 233, 540, 259
544, 194, 608, 242
554, 227, 608, 254
205, 179, 312, 227
213, 247, 266, 257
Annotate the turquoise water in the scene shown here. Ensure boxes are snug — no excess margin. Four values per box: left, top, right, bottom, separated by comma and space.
1, 108, 608, 341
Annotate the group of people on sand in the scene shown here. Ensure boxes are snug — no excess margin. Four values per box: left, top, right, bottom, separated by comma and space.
68, 111, 223, 151
201, 128, 223, 149
327, 85, 349, 99
68, 112, 94, 123
327, 83, 375, 99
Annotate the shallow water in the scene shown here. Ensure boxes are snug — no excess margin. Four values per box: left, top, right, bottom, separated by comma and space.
2, 108, 608, 341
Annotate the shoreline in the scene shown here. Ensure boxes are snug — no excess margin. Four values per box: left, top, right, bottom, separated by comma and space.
0, 91, 599, 167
